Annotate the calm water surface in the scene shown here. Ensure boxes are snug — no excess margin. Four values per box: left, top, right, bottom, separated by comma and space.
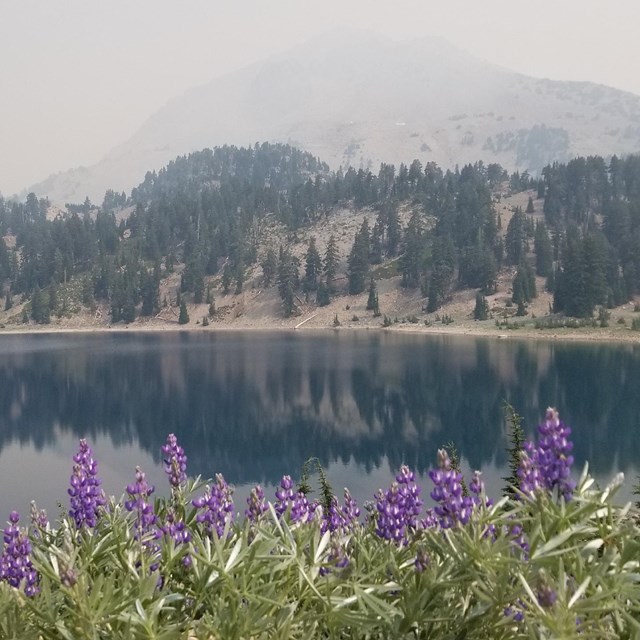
0, 331, 638, 518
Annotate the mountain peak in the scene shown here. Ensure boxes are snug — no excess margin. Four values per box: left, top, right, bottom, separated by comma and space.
28, 31, 640, 204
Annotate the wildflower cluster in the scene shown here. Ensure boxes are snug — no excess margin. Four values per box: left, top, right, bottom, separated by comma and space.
245, 484, 268, 522
68, 439, 105, 529
161, 433, 187, 490
429, 450, 479, 529
193, 473, 235, 537
125, 466, 157, 538
374, 465, 422, 543
274, 475, 317, 524
0, 512, 38, 596
518, 407, 575, 500
322, 489, 360, 534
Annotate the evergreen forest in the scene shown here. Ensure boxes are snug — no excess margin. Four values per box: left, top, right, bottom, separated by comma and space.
1, 144, 640, 325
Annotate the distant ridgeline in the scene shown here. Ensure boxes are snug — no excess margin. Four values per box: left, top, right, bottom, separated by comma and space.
0, 143, 639, 324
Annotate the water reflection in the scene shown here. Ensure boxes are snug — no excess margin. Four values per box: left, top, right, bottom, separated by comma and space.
0, 331, 638, 516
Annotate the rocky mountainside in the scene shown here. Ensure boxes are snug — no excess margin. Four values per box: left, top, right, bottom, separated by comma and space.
29, 29, 640, 204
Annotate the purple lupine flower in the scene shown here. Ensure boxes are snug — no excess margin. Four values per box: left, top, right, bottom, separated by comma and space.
414, 547, 430, 573
192, 474, 234, 537
321, 489, 361, 534
0, 511, 39, 596
320, 538, 350, 576
274, 475, 316, 524
517, 446, 543, 494
245, 485, 268, 523
429, 450, 476, 529
469, 470, 484, 497
161, 510, 191, 545
161, 434, 187, 490
374, 465, 423, 544
68, 439, 106, 529
509, 522, 530, 559
421, 508, 438, 529
504, 604, 525, 623
125, 466, 157, 538
518, 408, 575, 501
537, 583, 558, 608
30, 501, 48, 536
160, 509, 192, 567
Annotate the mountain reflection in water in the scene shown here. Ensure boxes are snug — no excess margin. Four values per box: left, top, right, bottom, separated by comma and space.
0, 331, 637, 516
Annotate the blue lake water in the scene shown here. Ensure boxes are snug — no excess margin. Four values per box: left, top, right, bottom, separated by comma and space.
0, 331, 637, 520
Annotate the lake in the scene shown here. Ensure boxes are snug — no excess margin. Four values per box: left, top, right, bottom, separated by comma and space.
0, 331, 638, 519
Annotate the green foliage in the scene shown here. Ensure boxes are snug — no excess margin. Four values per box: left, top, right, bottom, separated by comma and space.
303, 237, 323, 293
399, 211, 424, 288
348, 220, 370, 295
505, 207, 527, 265
316, 281, 330, 307
323, 235, 339, 291
473, 292, 489, 321
3, 149, 640, 329
178, 300, 189, 325
365, 279, 378, 312
3, 458, 640, 637
501, 402, 526, 497
277, 249, 300, 318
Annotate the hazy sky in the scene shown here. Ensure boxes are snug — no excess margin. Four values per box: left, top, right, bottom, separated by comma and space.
1, 0, 639, 195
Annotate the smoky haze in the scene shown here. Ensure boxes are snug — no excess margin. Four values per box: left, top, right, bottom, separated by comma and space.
1, 0, 639, 196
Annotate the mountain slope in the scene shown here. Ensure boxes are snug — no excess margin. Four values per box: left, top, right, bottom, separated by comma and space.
29, 29, 640, 203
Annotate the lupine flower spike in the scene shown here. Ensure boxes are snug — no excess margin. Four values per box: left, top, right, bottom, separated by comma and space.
193, 474, 235, 537
245, 484, 268, 523
125, 466, 157, 538
161, 433, 187, 490
374, 465, 422, 543
68, 439, 106, 529
0, 511, 39, 596
429, 450, 477, 529
274, 475, 316, 524
518, 407, 575, 501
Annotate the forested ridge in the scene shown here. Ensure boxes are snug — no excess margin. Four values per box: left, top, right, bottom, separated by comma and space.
1, 142, 640, 326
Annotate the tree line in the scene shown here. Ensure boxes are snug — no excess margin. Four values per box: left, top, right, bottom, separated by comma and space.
1, 143, 639, 323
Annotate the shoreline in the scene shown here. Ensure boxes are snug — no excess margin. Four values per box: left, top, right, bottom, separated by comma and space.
1, 317, 640, 345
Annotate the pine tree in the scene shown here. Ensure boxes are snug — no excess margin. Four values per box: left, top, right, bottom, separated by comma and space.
512, 259, 536, 305
505, 207, 527, 265
427, 235, 456, 312
473, 292, 489, 320
278, 249, 299, 317
386, 204, 402, 256
323, 235, 339, 291
221, 264, 232, 295
534, 221, 553, 277
370, 221, 384, 264
31, 286, 50, 324
400, 211, 424, 288
303, 237, 323, 292
261, 248, 277, 286
526, 196, 535, 214
366, 279, 378, 311
178, 300, 190, 325
316, 281, 330, 307
122, 289, 136, 324
4, 290, 12, 311
347, 220, 370, 295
